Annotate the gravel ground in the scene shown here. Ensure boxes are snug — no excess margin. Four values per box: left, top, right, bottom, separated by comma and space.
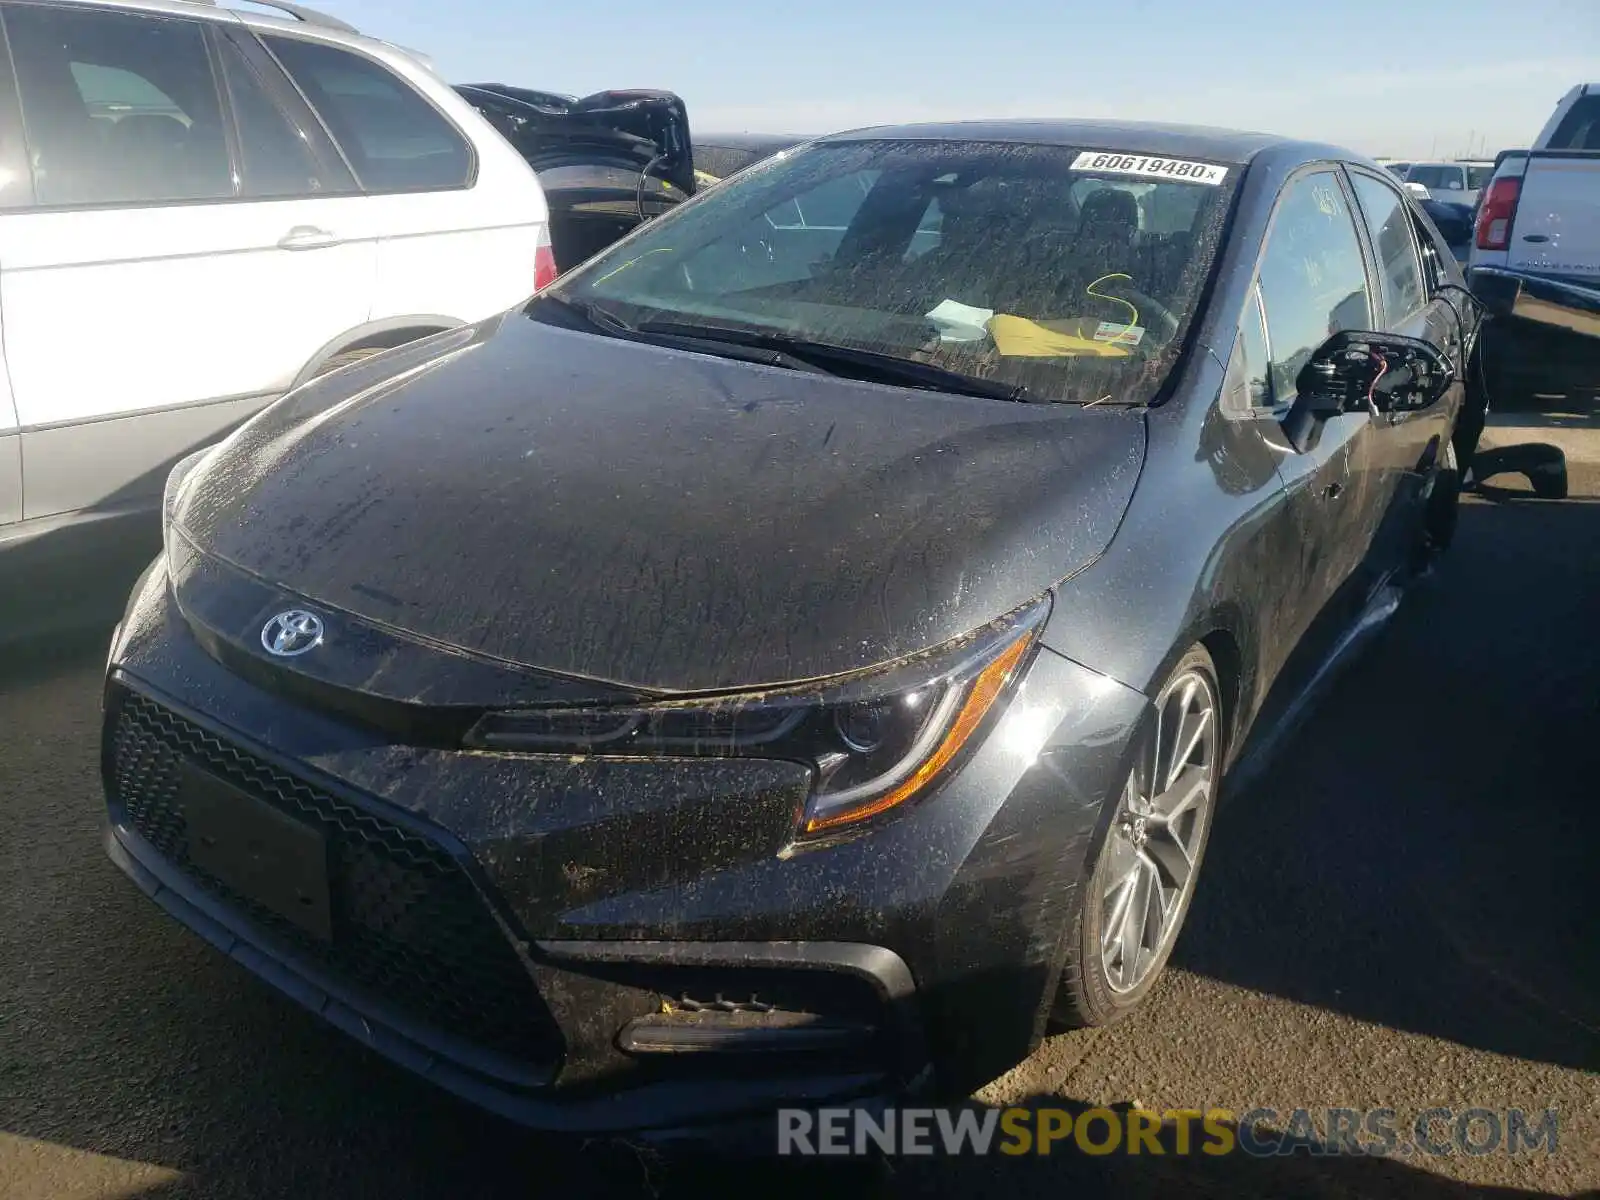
2, 416, 1596, 1200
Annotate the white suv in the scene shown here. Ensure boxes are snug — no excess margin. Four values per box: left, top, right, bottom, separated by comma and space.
0, 0, 551, 567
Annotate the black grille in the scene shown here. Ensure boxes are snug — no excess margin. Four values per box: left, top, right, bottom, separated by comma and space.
108, 688, 553, 1069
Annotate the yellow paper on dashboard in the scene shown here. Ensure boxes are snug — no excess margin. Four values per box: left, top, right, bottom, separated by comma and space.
989, 314, 1135, 358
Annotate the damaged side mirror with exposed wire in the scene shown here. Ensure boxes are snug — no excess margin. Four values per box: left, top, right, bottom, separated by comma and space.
1282, 330, 1453, 452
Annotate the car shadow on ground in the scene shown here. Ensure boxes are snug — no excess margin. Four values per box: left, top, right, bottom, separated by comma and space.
59, 1100, 1574, 1200
1174, 490, 1600, 1074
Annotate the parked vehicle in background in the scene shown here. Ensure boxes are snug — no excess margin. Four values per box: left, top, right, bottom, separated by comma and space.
1468, 83, 1600, 406
1416, 197, 1475, 260
1378, 159, 1412, 179
103, 119, 1473, 1139
1405, 160, 1496, 208
0, 0, 551, 636
458, 85, 695, 269
692, 132, 811, 184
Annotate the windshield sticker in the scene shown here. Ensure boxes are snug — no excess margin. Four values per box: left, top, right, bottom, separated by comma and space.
1093, 321, 1146, 347
1071, 151, 1229, 186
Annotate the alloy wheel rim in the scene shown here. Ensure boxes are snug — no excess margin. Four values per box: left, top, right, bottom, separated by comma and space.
1099, 668, 1218, 994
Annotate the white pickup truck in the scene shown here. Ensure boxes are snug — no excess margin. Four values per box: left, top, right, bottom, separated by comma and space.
1468, 83, 1600, 404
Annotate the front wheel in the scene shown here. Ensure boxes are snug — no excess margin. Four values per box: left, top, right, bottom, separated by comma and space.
1052, 645, 1222, 1027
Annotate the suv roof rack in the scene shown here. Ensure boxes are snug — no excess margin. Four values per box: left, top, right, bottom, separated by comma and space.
193, 0, 360, 35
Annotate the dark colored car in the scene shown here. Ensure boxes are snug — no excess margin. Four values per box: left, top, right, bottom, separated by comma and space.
457, 84, 696, 269
1417, 196, 1475, 251
101, 120, 1476, 1141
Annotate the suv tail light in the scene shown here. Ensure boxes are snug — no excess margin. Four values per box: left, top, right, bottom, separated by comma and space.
1474, 178, 1521, 251
533, 226, 558, 291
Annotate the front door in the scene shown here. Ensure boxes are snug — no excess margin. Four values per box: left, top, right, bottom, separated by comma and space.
1253, 167, 1386, 659
0, 343, 19, 531
1348, 168, 1466, 572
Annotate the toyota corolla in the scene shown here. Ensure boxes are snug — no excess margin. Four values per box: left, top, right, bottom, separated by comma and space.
101, 121, 1477, 1138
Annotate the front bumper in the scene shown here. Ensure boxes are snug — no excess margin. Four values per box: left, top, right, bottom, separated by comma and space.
100, 558, 1147, 1135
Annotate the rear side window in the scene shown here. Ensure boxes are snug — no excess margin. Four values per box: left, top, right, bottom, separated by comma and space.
214, 36, 345, 199
1350, 174, 1426, 321
263, 37, 472, 192
1548, 94, 1600, 150
1256, 170, 1372, 405
5, 4, 233, 206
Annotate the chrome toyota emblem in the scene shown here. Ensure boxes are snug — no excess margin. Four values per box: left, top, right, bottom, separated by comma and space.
261, 610, 324, 657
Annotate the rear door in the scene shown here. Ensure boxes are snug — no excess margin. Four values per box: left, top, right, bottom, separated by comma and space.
0, 1, 374, 522
260, 34, 538, 323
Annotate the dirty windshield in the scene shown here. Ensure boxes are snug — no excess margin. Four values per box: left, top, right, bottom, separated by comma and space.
543, 139, 1240, 405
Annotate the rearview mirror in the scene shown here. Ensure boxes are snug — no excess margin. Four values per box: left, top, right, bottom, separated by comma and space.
1282, 330, 1453, 452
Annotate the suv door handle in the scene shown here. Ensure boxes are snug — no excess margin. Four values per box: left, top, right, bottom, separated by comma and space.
278, 225, 341, 251
1322, 481, 1344, 501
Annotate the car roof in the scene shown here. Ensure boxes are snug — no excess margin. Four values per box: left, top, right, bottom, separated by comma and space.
35, 0, 364, 38
695, 133, 815, 153
815, 119, 1345, 167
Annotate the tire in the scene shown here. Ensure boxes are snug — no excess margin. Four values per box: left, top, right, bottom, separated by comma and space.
1052, 645, 1223, 1028
310, 346, 386, 380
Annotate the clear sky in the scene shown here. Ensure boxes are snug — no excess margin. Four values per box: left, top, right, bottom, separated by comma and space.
317, 0, 1597, 158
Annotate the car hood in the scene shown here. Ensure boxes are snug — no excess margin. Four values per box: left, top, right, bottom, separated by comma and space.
170, 315, 1146, 697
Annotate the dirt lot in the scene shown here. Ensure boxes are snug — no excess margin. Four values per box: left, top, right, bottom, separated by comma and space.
2, 414, 1597, 1200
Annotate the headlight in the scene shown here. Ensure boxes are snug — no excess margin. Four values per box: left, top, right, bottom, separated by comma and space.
465, 597, 1049, 836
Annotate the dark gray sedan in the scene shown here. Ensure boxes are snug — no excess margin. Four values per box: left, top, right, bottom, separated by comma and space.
102, 120, 1478, 1139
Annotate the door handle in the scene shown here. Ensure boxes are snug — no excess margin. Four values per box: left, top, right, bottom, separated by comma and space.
278, 225, 341, 251
1521, 234, 1550, 244
1322, 481, 1344, 501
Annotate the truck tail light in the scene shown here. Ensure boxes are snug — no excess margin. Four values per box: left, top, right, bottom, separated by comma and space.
533, 225, 558, 291
1474, 178, 1521, 251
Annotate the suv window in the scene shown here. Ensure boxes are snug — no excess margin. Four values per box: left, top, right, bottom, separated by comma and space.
215, 35, 347, 199
262, 37, 472, 192
1350, 174, 1426, 321
5, 4, 233, 206
1256, 170, 1372, 405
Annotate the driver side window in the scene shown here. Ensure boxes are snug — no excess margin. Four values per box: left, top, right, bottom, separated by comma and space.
1224, 285, 1273, 412
1255, 170, 1373, 406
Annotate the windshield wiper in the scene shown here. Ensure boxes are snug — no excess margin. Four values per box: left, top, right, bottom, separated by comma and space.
633, 319, 1040, 404
534, 296, 830, 374
534, 292, 636, 335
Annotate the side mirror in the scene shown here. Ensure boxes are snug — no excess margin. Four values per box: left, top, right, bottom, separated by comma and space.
1282, 330, 1453, 452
